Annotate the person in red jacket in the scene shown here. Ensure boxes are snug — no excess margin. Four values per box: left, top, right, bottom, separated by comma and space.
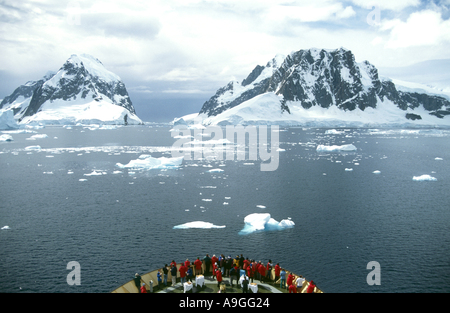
306, 280, 316, 293
258, 262, 266, 283
179, 262, 188, 284
274, 263, 281, 284
289, 283, 297, 293
140, 283, 147, 293
211, 255, 218, 268
243, 258, 250, 271
194, 257, 203, 275
247, 263, 254, 283
215, 268, 223, 288
212, 261, 218, 279
185, 258, 191, 269
287, 272, 295, 288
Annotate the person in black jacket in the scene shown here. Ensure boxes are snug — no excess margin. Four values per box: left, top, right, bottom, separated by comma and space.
134, 273, 142, 293
203, 254, 212, 276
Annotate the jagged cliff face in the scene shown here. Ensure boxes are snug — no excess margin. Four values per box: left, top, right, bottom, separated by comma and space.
199, 48, 450, 121
0, 54, 138, 123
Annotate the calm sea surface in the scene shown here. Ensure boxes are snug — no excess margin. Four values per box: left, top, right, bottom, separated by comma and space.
0, 125, 449, 293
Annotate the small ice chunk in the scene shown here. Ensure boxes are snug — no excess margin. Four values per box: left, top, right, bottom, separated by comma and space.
25, 145, 41, 151
373, 170, 381, 174
84, 171, 103, 176
317, 144, 357, 152
435, 157, 443, 161
26, 134, 48, 140
1, 226, 11, 230
116, 156, 184, 170
173, 221, 226, 229
325, 129, 344, 135
208, 169, 224, 173
256, 205, 266, 209
413, 175, 437, 181
345, 168, 353, 172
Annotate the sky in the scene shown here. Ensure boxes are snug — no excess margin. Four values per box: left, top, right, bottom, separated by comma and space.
1, 0, 450, 122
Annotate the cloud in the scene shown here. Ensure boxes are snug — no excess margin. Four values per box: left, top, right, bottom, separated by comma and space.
350, 0, 421, 11
263, 1, 356, 22
381, 9, 450, 48
2, 0, 450, 122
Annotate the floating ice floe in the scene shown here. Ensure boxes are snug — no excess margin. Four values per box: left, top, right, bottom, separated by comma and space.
1, 226, 11, 230
435, 157, 443, 161
373, 170, 381, 174
325, 129, 345, 135
26, 134, 48, 140
345, 168, 353, 172
0, 134, 13, 142
256, 205, 266, 209
208, 169, 224, 173
239, 213, 295, 235
116, 156, 184, 170
84, 170, 104, 176
25, 145, 41, 151
173, 221, 226, 229
316, 144, 357, 152
413, 175, 437, 181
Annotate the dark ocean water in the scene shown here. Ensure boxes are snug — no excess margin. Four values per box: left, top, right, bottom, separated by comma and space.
0, 125, 449, 293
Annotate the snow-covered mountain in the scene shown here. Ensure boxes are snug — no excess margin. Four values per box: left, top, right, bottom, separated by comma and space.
197, 48, 450, 127
0, 54, 142, 126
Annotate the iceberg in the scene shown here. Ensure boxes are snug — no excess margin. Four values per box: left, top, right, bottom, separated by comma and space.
413, 175, 437, 181
0, 134, 13, 142
317, 144, 357, 152
116, 156, 184, 170
239, 213, 295, 235
173, 221, 226, 229
0, 110, 20, 130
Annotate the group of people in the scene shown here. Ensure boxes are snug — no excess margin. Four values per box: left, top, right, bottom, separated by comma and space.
149, 254, 317, 293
